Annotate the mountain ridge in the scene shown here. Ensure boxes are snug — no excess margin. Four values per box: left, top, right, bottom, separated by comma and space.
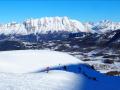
0, 16, 88, 35
0, 16, 120, 35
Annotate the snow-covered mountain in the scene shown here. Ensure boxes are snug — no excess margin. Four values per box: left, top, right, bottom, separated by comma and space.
0, 17, 89, 35
91, 20, 120, 33
0, 22, 27, 35
0, 17, 120, 35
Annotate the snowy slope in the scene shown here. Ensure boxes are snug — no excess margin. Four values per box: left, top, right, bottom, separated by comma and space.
0, 50, 120, 90
0, 71, 83, 90
0, 50, 82, 73
0, 70, 120, 90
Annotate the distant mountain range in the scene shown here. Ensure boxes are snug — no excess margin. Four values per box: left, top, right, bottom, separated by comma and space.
0, 16, 120, 35
0, 16, 120, 49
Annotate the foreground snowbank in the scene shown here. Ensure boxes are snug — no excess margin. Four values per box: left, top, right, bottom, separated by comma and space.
0, 70, 120, 90
0, 50, 82, 73
0, 50, 120, 90
0, 70, 83, 90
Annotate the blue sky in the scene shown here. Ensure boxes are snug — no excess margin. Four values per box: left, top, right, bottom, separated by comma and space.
0, 0, 120, 23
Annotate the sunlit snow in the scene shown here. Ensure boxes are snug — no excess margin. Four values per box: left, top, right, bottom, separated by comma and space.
0, 50, 120, 90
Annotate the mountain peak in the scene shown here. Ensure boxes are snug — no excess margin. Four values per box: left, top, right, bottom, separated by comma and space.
0, 16, 89, 35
